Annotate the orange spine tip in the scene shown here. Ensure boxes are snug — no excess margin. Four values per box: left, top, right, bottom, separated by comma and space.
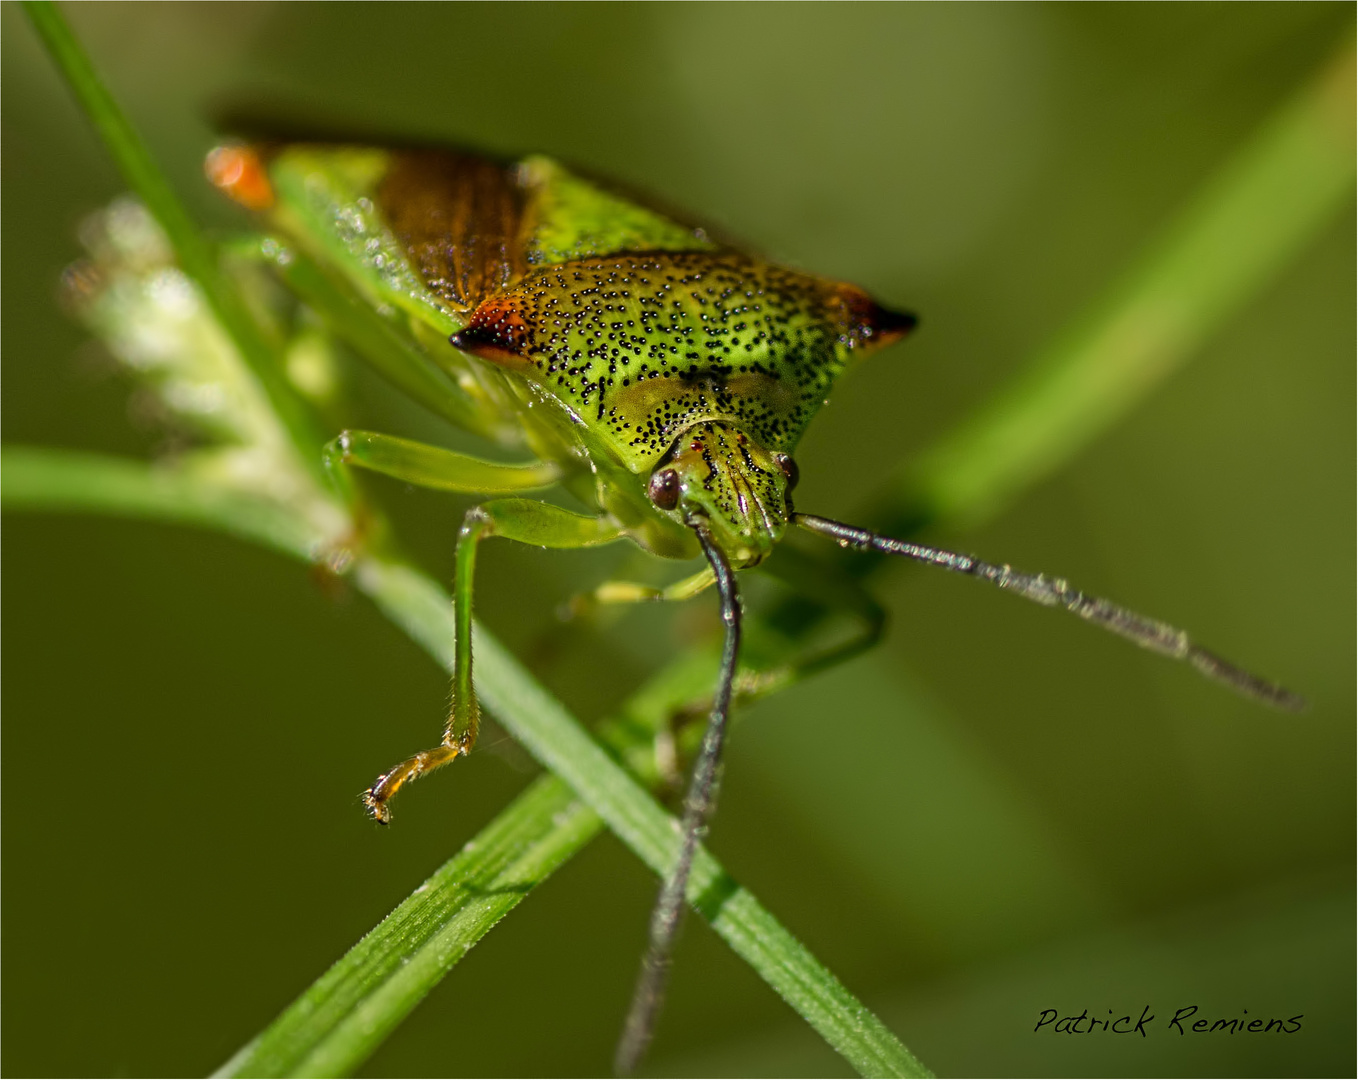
204, 145, 275, 211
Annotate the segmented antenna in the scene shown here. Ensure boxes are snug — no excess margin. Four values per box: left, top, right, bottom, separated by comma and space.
795, 513, 1304, 712
615, 523, 742, 1075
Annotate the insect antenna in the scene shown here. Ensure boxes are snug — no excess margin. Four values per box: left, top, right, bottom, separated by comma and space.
795, 512, 1304, 712
615, 522, 742, 1075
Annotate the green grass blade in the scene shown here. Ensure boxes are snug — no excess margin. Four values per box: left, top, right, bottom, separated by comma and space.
1, 448, 930, 1079
888, 38, 1356, 533
361, 561, 934, 1080
21, 1, 327, 480
0, 448, 317, 559
216, 774, 602, 1078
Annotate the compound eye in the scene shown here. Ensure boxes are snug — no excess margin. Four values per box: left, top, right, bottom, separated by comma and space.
648, 468, 681, 511
773, 453, 799, 490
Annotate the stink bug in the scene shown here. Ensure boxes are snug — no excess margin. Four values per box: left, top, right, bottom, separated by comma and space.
206, 140, 1303, 1072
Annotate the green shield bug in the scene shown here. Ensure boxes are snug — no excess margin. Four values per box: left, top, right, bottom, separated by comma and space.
207, 140, 1302, 1072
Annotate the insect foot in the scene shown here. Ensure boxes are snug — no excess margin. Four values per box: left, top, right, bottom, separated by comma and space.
361, 740, 470, 824
361, 786, 393, 826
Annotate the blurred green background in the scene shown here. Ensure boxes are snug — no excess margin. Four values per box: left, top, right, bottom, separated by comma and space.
3, 3, 1353, 1076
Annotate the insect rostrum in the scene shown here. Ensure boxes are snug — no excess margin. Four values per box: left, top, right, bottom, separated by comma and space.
211, 140, 1301, 1072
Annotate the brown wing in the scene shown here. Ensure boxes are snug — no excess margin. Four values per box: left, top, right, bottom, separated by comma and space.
375, 150, 526, 312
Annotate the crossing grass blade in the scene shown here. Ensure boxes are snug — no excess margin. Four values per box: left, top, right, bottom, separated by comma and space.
0, 447, 931, 1080
212, 774, 600, 1079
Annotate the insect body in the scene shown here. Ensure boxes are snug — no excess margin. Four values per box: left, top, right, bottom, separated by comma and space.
210, 141, 1300, 1072
454, 247, 912, 565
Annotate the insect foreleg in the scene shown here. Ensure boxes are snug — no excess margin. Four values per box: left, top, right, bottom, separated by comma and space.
325, 430, 560, 495
616, 524, 741, 1075
795, 512, 1305, 712
364, 499, 625, 823
563, 566, 716, 620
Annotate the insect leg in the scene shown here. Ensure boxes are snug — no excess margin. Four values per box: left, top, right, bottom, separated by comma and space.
365, 499, 625, 823
325, 430, 560, 494
616, 524, 740, 1075
559, 567, 718, 790
563, 566, 716, 620
795, 512, 1305, 711
645, 547, 886, 790
735, 543, 888, 697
